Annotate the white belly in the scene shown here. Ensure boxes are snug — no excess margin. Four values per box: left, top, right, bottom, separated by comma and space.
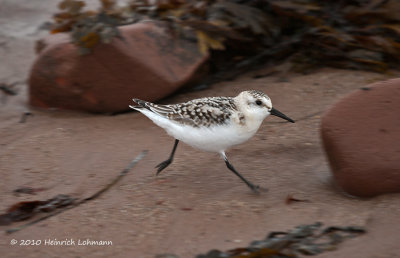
171, 123, 254, 152
138, 109, 258, 152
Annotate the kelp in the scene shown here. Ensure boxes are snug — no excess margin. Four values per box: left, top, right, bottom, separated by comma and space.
50, 0, 400, 73
155, 223, 366, 258
196, 222, 366, 258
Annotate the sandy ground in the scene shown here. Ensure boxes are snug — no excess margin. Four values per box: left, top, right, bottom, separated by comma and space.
1, 1, 400, 258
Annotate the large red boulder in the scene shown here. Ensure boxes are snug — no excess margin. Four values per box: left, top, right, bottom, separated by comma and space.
29, 22, 208, 113
321, 79, 400, 197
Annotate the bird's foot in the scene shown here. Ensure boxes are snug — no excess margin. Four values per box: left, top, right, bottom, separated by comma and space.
248, 184, 268, 194
249, 184, 260, 194
155, 159, 172, 175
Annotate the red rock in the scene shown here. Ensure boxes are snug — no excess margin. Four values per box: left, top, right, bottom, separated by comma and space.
29, 22, 208, 113
321, 79, 400, 197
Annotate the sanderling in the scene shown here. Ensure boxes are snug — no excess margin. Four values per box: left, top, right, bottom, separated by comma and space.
129, 90, 294, 193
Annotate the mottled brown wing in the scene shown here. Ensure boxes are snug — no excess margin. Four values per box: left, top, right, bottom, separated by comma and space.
167, 97, 237, 127
133, 97, 237, 128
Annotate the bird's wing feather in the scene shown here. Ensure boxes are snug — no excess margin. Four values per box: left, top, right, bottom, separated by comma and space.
130, 97, 237, 127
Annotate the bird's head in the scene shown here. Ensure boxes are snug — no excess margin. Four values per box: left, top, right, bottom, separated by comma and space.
236, 90, 295, 123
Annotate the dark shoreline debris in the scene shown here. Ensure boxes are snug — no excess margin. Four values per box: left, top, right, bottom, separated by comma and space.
3, 150, 147, 233
194, 222, 366, 258
0, 82, 18, 96
19, 111, 33, 123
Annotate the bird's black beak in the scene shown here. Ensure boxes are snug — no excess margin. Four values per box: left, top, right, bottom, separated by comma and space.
270, 107, 295, 123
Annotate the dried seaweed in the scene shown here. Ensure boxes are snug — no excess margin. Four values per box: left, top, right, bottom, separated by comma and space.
0, 82, 18, 96
194, 222, 366, 258
50, 0, 400, 73
285, 194, 310, 205
4, 150, 147, 234
0, 195, 76, 226
52, 0, 124, 54
13, 187, 47, 196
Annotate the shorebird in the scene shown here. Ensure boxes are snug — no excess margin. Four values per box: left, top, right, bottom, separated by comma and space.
129, 90, 294, 193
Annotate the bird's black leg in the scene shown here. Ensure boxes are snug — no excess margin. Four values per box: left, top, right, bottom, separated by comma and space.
221, 152, 260, 193
156, 139, 179, 175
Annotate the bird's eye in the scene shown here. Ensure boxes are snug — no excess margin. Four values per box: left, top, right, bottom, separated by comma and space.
255, 100, 262, 106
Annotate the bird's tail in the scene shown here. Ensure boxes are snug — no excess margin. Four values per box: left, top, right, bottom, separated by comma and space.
129, 98, 148, 110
